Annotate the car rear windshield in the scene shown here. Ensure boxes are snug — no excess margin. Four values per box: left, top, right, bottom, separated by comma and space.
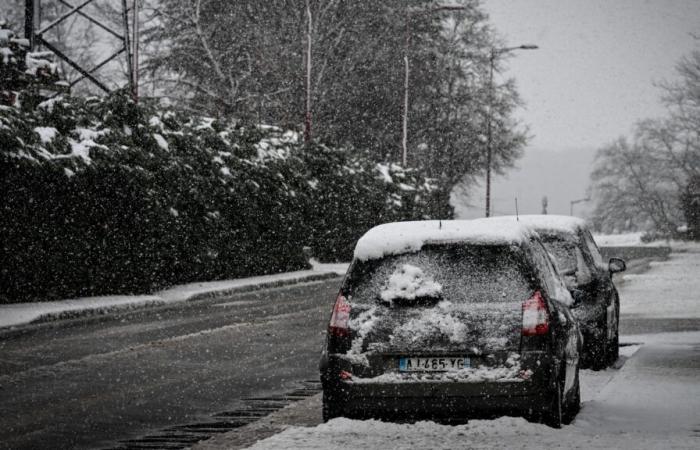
347, 244, 534, 306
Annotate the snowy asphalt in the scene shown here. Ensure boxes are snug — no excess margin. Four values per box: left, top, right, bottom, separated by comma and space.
0, 277, 342, 449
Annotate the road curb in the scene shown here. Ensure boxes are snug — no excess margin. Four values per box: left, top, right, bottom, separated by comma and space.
184, 272, 341, 302
0, 271, 343, 338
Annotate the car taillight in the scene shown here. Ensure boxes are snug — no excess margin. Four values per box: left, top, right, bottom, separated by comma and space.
329, 294, 351, 337
522, 290, 550, 336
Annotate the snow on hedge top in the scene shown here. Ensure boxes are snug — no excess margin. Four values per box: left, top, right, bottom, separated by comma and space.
491, 215, 587, 235
354, 219, 535, 261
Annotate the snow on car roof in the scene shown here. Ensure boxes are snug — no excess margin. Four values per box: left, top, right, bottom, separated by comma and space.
489, 215, 588, 235
353, 219, 536, 261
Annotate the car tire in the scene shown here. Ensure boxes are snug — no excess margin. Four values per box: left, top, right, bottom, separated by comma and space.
322, 390, 342, 422
562, 366, 581, 425
543, 378, 563, 428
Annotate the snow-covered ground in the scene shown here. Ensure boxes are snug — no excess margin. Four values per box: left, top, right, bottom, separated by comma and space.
593, 232, 646, 246
0, 263, 349, 330
620, 250, 700, 319
243, 247, 700, 450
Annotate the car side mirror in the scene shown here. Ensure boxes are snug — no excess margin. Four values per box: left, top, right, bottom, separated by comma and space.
570, 288, 585, 307
608, 257, 626, 273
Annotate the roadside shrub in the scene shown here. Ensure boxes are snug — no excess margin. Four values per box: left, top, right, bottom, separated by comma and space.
0, 93, 444, 303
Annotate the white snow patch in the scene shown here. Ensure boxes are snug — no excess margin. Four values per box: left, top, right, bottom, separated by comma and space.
148, 116, 163, 129
195, 117, 215, 130
75, 127, 109, 142
593, 232, 644, 246
37, 96, 62, 112
67, 139, 99, 164
344, 307, 379, 367
0, 296, 162, 330
380, 264, 442, 303
33, 126, 57, 143
153, 133, 169, 150
375, 163, 393, 183
308, 258, 349, 275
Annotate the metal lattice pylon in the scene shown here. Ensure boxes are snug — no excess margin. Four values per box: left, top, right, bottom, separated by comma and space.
24, 0, 139, 99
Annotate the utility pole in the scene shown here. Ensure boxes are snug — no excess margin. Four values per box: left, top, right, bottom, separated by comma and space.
484, 44, 538, 217
23, 0, 136, 95
304, 0, 312, 143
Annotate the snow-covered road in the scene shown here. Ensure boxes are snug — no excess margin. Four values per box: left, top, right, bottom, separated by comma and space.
215, 247, 700, 450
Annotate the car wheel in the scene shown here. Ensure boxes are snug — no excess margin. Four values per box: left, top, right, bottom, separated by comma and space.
543, 378, 563, 428
562, 366, 580, 425
322, 390, 342, 422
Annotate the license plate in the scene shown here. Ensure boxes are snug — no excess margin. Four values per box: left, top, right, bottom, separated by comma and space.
399, 357, 470, 372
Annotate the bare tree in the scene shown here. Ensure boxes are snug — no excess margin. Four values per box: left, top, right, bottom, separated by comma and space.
590, 48, 700, 234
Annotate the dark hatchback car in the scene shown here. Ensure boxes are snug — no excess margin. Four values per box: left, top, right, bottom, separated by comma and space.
497, 215, 626, 369
320, 220, 582, 428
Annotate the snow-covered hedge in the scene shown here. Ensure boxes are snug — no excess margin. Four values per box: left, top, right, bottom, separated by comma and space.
0, 93, 445, 303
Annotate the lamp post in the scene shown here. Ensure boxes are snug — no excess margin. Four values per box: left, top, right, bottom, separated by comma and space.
304, 0, 312, 143
484, 44, 538, 217
402, 4, 465, 167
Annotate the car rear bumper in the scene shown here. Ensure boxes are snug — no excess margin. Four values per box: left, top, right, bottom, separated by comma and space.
320, 350, 557, 420
324, 379, 548, 420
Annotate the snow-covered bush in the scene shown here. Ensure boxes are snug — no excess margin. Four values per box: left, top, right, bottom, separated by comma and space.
0, 91, 441, 303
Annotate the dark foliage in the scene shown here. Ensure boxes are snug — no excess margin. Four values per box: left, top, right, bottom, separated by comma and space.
0, 92, 443, 303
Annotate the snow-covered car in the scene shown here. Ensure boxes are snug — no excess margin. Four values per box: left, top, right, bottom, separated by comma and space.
494, 215, 626, 369
319, 220, 582, 428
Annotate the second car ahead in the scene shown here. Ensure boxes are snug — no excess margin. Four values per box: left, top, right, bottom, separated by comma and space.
492, 215, 626, 369
320, 219, 582, 428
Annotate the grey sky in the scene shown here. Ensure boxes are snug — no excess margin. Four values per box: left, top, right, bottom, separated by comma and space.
485, 0, 700, 151
455, 0, 700, 219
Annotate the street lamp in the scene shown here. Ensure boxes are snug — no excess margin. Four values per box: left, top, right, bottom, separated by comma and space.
484, 44, 538, 217
570, 197, 590, 216
402, 4, 465, 167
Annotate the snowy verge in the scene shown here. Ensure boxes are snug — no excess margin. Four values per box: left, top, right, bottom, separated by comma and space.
0, 263, 349, 330
594, 232, 700, 252
619, 248, 700, 319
